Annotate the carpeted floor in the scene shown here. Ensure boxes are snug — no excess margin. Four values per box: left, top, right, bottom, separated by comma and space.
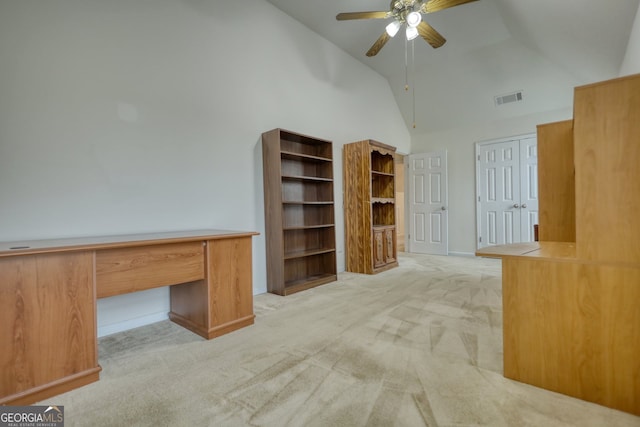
41, 253, 640, 426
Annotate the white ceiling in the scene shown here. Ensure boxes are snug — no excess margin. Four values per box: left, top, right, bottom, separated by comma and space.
264, 0, 640, 135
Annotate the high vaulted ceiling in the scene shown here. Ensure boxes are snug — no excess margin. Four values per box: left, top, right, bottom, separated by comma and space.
264, 0, 640, 135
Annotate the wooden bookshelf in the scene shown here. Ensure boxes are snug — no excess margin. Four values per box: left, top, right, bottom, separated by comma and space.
262, 129, 337, 295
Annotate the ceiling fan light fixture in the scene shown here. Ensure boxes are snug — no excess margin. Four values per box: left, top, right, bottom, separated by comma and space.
385, 20, 401, 37
406, 11, 422, 28
406, 26, 419, 41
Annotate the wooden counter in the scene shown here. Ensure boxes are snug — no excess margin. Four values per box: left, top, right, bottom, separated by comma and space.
475, 242, 542, 258
0, 229, 258, 405
476, 241, 576, 260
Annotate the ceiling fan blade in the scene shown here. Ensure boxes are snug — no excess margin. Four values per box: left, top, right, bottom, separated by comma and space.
366, 32, 391, 57
417, 22, 446, 48
336, 11, 390, 21
421, 0, 478, 14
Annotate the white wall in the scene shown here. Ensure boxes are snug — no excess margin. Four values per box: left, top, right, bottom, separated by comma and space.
0, 0, 410, 336
620, 3, 640, 75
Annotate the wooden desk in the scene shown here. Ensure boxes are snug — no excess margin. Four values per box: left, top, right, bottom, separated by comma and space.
0, 229, 258, 405
476, 242, 640, 416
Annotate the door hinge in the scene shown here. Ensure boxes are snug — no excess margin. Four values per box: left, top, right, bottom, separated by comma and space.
479, 236, 482, 243
477, 155, 480, 161
478, 196, 480, 202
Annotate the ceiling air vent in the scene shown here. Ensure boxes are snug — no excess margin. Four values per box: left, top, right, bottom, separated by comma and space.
494, 90, 523, 106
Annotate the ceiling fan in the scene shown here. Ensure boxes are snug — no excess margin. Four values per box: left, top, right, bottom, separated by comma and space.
336, 0, 479, 57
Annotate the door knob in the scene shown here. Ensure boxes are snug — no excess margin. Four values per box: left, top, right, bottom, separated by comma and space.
522, 203, 527, 208
513, 204, 520, 208
441, 206, 446, 210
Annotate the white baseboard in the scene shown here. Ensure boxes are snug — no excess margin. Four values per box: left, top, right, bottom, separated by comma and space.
448, 251, 475, 257
98, 312, 168, 338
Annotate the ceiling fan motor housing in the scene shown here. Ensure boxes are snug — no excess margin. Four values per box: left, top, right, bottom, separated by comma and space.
391, 0, 424, 24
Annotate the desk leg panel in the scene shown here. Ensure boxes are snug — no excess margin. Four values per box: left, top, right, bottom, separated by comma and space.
502, 258, 640, 415
206, 237, 255, 337
169, 279, 209, 339
169, 236, 255, 340
0, 252, 99, 404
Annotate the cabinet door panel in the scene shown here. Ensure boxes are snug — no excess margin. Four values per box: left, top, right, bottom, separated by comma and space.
384, 228, 396, 264
373, 230, 385, 268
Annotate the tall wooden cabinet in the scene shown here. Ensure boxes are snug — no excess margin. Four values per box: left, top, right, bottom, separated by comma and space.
343, 140, 398, 274
262, 129, 337, 295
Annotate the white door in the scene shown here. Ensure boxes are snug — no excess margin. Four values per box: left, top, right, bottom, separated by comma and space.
476, 136, 538, 248
408, 151, 448, 255
477, 140, 520, 246
518, 137, 539, 242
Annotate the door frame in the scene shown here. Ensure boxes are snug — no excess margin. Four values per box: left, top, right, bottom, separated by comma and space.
475, 133, 536, 250
394, 153, 407, 252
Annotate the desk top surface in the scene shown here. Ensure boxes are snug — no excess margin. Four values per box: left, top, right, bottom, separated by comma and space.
476, 241, 577, 260
0, 229, 259, 257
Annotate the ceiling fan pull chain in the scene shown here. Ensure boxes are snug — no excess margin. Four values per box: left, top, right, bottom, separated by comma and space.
405, 37, 409, 91
412, 39, 416, 128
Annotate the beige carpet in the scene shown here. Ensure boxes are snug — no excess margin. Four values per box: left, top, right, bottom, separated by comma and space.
41, 253, 640, 426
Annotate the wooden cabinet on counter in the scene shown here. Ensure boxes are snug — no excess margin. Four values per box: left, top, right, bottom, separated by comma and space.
343, 140, 398, 274
536, 120, 575, 243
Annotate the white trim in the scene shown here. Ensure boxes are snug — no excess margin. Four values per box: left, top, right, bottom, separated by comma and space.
404, 157, 410, 253
475, 132, 536, 146
448, 251, 475, 257
98, 312, 168, 337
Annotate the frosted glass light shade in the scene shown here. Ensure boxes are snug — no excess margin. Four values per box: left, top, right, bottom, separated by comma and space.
406, 26, 419, 40
406, 11, 422, 28
386, 21, 401, 37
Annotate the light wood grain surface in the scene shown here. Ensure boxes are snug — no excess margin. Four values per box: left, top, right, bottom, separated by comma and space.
96, 242, 205, 298
537, 120, 576, 242
574, 74, 640, 263
503, 257, 640, 415
0, 252, 100, 404
0, 229, 258, 257
343, 141, 374, 273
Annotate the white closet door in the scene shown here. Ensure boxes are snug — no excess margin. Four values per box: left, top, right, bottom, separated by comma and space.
478, 140, 521, 246
519, 137, 539, 242
476, 135, 538, 248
